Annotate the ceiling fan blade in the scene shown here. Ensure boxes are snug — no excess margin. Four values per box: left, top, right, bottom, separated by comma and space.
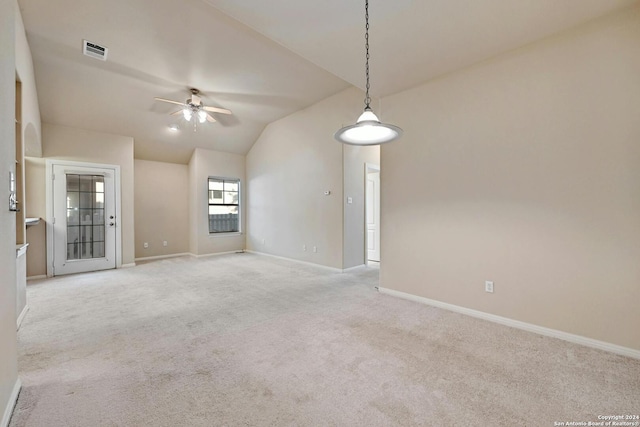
203, 106, 232, 115
206, 113, 217, 123
170, 110, 183, 116
155, 97, 187, 107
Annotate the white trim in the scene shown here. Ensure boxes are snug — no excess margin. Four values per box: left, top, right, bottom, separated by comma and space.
16, 305, 29, 330
120, 263, 136, 269
365, 163, 380, 173
46, 160, 122, 277
26, 275, 47, 281
246, 250, 342, 272
208, 232, 243, 238
378, 287, 640, 360
135, 253, 190, 262
1, 378, 21, 427
15, 244, 28, 257
342, 264, 367, 273
190, 250, 243, 259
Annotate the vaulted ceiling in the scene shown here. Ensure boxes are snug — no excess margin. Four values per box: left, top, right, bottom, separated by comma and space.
18, 0, 638, 164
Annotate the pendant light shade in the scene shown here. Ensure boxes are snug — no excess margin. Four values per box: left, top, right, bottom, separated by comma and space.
334, 107, 402, 145
335, 0, 402, 145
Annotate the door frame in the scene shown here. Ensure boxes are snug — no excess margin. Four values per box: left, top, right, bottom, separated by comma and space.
364, 163, 380, 266
46, 159, 122, 277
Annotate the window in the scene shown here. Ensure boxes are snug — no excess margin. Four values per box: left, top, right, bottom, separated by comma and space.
208, 177, 240, 233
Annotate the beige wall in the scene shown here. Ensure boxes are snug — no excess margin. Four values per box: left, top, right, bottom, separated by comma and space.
134, 159, 189, 259
41, 123, 136, 266
188, 152, 198, 255
246, 87, 365, 269
380, 6, 640, 351
15, 4, 41, 158
189, 148, 245, 256
0, 0, 19, 423
25, 157, 46, 277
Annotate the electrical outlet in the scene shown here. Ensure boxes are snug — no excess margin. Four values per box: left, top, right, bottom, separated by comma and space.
313, 246, 317, 253
143, 242, 149, 249
163, 241, 168, 247
347, 197, 353, 204
262, 239, 265, 245
303, 244, 307, 251
485, 281, 494, 293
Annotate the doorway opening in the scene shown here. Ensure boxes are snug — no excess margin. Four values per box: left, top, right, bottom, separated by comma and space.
365, 163, 380, 266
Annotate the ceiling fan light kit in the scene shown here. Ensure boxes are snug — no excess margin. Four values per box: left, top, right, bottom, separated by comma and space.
334, 0, 403, 146
155, 88, 232, 131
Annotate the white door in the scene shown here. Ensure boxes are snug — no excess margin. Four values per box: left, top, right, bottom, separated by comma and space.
52, 164, 117, 275
366, 170, 381, 262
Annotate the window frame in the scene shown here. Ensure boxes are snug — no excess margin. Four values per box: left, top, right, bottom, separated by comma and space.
207, 176, 241, 235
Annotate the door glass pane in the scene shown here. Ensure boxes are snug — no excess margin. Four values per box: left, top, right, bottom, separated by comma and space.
67, 192, 79, 209
67, 244, 79, 260
93, 225, 105, 242
80, 242, 93, 259
79, 175, 93, 191
93, 209, 104, 224
94, 192, 104, 209
80, 192, 93, 209
92, 242, 105, 258
66, 175, 80, 192
80, 209, 93, 225
80, 225, 93, 244
66, 173, 106, 260
67, 209, 79, 226
94, 177, 104, 193
67, 226, 79, 245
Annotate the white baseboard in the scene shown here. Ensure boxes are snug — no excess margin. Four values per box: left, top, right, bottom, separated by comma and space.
26, 275, 46, 281
190, 250, 243, 259
120, 263, 136, 269
245, 250, 342, 272
342, 264, 367, 273
16, 305, 29, 330
378, 287, 640, 360
135, 253, 191, 262
1, 378, 21, 427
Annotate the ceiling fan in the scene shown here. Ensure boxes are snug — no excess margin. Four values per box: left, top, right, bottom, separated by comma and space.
155, 88, 232, 125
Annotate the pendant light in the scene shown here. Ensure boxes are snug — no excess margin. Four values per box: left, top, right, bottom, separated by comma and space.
335, 0, 402, 145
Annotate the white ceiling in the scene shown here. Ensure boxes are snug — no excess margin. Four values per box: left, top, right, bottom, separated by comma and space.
19, 0, 638, 164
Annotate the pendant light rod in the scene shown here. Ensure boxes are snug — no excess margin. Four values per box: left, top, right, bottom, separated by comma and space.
364, 0, 371, 110
334, 0, 403, 145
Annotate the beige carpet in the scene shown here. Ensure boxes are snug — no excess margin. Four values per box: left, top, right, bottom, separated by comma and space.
10, 253, 640, 426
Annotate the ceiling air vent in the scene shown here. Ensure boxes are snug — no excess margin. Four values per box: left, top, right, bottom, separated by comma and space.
83, 40, 108, 61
